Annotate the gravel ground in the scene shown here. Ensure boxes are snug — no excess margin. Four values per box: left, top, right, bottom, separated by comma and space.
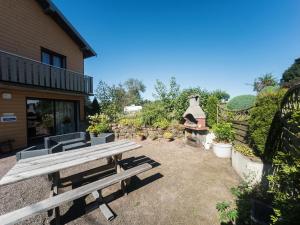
0, 139, 240, 225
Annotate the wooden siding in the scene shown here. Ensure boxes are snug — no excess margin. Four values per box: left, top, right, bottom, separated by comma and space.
0, 86, 85, 150
0, 0, 84, 73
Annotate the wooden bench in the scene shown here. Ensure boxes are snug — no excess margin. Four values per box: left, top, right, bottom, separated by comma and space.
62, 141, 89, 151
0, 163, 152, 225
44, 132, 86, 151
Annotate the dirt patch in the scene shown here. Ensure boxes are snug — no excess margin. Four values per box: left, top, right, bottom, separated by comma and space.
0, 140, 240, 225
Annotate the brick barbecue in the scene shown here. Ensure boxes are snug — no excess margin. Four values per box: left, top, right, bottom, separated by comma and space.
183, 95, 208, 147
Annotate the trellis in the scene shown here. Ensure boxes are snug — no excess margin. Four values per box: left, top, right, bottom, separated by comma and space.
265, 84, 300, 156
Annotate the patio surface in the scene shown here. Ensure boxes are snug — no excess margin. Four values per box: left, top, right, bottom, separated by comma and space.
0, 140, 240, 225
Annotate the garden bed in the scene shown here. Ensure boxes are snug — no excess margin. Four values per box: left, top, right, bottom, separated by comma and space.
231, 148, 270, 184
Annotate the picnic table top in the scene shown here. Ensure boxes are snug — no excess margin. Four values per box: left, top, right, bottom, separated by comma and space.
0, 140, 141, 187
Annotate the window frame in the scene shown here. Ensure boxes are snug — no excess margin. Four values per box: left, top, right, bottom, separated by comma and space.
41, 47, 66, 69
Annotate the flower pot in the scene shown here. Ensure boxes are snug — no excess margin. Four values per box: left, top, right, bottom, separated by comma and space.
212, 142, 232, 158
90, 133, 114, 145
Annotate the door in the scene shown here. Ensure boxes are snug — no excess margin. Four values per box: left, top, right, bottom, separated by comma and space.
55, 101, 77, 135
27, 99, 55, 142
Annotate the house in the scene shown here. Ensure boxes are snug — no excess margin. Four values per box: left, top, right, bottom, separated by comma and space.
0, 0, 96, 151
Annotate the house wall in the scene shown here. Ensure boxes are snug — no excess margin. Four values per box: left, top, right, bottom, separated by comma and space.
0, 0, 84, 73
0, 86, 85, 150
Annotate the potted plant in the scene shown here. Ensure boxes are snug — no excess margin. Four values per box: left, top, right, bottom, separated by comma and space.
163, 131, 174, 141
212, 122, 235, 158
87, 114, 114, 145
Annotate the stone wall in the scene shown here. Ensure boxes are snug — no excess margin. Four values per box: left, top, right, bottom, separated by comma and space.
111, 124, 185, 140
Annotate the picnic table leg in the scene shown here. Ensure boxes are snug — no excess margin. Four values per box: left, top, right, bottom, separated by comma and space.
89, 190, 115, 221
112, 154, 128, 195
48, 172, 61, 225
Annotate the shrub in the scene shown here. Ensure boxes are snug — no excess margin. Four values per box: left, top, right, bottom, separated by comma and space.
118, 117, 134, 127
216, 201, 237, 225
227, 95, 256, 110
260, 86, 280, 95
216, 180, 255, 225
213, 122, 235, 143
206, 95, 219, 127
233, 143, 256, 158
86, 113, 110, 135
141, 101, 166, 126
163, 131, 174, 140
248, 89, 286, 158
132, 115, 144, 129
153, 118, 170, 129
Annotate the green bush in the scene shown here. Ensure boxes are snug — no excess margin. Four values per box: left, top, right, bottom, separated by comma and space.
163, 131, 174, 140
206, 95, 219, 127
141, 101, 167, 126
213, 122, 235, 143
153, 118, 170, 129
248, 89, 286, 158
227, 95, 256, 110
233, 143, 256, 158
86, 113, 110, 135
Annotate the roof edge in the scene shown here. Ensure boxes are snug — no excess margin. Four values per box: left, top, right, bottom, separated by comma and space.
36, 0, 96, 58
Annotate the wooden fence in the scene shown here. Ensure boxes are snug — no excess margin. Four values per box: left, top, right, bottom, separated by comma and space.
217, 104, 253, 144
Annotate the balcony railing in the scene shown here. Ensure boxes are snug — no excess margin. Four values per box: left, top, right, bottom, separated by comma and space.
0, 50, 93, 94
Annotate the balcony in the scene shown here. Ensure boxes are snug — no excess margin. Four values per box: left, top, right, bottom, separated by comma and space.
0, 50, 93, 95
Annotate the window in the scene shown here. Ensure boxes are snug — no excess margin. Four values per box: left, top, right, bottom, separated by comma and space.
41, 48, 66, 69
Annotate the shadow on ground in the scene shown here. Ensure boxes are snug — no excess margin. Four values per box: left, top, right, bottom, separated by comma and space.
52, 155, 162, 225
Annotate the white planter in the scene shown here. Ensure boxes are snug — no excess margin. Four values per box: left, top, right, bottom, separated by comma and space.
231, 149, 270, 184
212, 143, 232, 158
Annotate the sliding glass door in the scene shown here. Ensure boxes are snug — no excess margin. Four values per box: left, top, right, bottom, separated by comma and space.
27, 98, 78, 144
55, 101, 76, 135
27, 99, 55, 142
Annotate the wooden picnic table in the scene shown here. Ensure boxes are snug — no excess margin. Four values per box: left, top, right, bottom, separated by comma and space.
0, 140, 143, 224
0, 140, 141, 186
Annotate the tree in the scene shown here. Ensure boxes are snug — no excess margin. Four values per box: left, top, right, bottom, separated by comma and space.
206, 95, 219, 127
153, 77, 180, 120
91, 97, 100, 115
95, 80, 112, 112
211, 89, 230, 102
281, 58, 300, 84
253, 73, 278, 92
95, 79, 146, 120
124, 78, 146, 105
153, 76, 180, 101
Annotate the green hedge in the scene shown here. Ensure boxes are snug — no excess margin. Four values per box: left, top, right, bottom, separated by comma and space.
227, 95, 256, 110
248, 89, 286, 158
206, 95, 219, 127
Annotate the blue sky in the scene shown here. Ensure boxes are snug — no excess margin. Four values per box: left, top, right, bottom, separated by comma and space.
53, 0, 300, 99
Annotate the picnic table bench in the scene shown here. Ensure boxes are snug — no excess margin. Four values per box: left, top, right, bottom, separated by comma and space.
0, 140, 152, 225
